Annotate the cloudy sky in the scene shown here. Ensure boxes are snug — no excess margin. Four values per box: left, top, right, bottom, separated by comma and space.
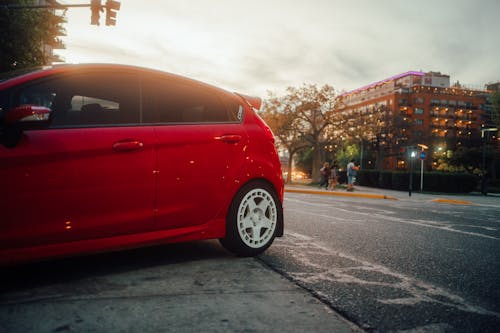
56, 0, 500, 97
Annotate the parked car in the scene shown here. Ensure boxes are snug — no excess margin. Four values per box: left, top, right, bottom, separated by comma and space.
0, 64, 284, 264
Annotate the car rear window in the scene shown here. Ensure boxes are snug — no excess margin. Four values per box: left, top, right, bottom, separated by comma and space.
142, 78, 241, 124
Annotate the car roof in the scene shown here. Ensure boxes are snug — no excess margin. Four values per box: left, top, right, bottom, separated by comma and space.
0, 64, 230, 96
0, 63, 262, 112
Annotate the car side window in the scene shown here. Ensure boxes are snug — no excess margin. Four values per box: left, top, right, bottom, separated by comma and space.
10, 72, 140, 128
142, 78, 239, 124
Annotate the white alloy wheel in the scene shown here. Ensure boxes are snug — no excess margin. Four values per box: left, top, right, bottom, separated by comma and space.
236, 188, 277, 248
220, 181, 282, 256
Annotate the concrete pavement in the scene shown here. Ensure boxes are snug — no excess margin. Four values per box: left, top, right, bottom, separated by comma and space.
0, 241, 363, 333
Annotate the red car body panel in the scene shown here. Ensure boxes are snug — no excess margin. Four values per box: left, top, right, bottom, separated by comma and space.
0, 64, 284, 265
153, 123, 248, 230
1, 127, 157, 249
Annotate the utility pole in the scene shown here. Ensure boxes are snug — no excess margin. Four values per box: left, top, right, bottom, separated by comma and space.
481, 127, 498, 195
417, 144, 428, 192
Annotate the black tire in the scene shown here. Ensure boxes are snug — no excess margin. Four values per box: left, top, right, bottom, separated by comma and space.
219, 181, 282, 256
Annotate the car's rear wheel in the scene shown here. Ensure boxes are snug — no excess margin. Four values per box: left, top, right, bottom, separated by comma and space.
220, 181, 282, 256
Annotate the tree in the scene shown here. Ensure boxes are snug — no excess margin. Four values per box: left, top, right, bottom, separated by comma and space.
261, 94, 309, 184
262, 84, 338, 182
335, 143, 360, 170
0, 1, 66, 72
294, 147, 313, 176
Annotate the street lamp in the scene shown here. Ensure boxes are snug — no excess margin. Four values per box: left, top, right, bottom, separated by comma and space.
480, 127, 498, 195
409, 149, 417, 196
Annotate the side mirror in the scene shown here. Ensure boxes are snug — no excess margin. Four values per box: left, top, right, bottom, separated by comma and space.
1, 105, 52, 148
5, 105, 52, 127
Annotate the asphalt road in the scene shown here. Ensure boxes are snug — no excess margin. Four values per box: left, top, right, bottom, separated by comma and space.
259, 191, 500, 332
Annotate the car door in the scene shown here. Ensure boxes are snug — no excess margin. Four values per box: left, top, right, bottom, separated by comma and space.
142, 76, 247, 230
0, 70, 156, 250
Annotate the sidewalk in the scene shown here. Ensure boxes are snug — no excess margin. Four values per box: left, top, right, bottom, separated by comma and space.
0, 242, 364, 333
285, 183, 500, 207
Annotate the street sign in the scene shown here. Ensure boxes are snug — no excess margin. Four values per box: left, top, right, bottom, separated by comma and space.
420, 151, 426, 160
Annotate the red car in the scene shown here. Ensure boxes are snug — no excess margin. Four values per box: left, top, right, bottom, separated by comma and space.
0, 64, 284, 264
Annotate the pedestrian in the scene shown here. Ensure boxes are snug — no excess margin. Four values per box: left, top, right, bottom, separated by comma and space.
319, 162, 331, 190
346, 159, 359, 191
329, 161, 339, 190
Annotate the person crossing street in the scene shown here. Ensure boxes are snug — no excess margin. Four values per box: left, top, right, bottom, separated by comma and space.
346, 159, 359, 191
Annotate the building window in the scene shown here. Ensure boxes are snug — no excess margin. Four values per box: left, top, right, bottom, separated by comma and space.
396, 159, 406, 170
414, 97, 424, 104
414, 108, 424, 115
415, 119, 423, 125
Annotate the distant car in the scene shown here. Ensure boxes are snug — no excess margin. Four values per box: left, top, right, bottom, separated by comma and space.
0, 64, 284, 264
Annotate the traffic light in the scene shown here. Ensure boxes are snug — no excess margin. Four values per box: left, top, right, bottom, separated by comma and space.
90, 0, 103, 25
105, 0, 121, 26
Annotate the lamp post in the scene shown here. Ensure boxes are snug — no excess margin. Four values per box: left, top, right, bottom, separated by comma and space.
481, 128, 498, 195
409, 149, 416, 197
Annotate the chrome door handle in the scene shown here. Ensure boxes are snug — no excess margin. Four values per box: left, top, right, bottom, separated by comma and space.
112, 139, 144, 152
216, 134, 242, 144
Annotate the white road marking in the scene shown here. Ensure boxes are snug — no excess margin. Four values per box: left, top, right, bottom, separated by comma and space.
285, 197, 499, 240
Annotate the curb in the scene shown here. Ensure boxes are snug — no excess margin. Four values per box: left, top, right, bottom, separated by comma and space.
285, 187, 484, 206
285, 188, 398, 200
430, 198, 474, 205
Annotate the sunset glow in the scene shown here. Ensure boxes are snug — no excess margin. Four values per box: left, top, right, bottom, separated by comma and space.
56, 0, 500, 97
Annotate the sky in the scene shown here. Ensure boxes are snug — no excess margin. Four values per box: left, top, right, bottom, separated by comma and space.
55, 0, 500, 98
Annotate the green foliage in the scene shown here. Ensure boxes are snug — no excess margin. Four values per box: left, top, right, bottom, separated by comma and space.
356, 169, 379, 187
488, 179, 500, 193
448, 147, 482, 168
378, 171, 393, 189
391, 172, 409, 190
0, 1, 66, 72
435, 146, 497, 176
424, 173, 477, 193
335, 143, 359, 169
295, 147, 313, 175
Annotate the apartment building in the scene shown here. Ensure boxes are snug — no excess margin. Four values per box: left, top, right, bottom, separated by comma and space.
338, 71, 490, 170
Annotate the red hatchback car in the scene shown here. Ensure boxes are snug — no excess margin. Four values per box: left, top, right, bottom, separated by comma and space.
0, 64, 284, 264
